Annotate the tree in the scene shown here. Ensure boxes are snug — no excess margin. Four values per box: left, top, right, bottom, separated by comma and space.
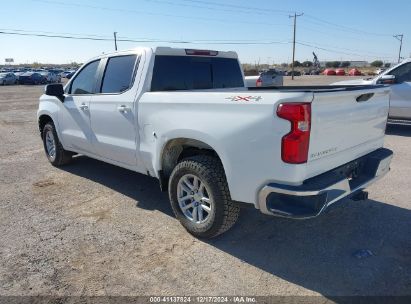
371, 60, 384, 68
331, 61, 341, 68
341, 61, 351, 68
302, 61, 313, 67
325, 62, 333, 68
290, 60, 302, 67
384, 63, 391, 68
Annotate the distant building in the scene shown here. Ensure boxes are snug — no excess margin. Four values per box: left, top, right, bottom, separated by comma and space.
320, 61, 369, 67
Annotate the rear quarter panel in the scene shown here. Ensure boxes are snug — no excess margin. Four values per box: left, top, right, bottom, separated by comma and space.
138, 91, 313, 205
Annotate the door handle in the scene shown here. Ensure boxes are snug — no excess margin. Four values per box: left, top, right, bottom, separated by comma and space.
117, 105, 131, 113
79, 103, 88, 111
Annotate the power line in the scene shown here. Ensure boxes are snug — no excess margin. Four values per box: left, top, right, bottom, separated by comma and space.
0, 27, 112, 39
304, 14, 392, 37
297, 39, 393, 57
26, 0, 398, 56
0, 28, 396, 60
142, 0, 282, 16
296, 41, 393, 59
181, 0, 293, 14
297, 24, 397, 46
177, 0, 392, 38
0, 30, 291, 45
29, 0, 292, 28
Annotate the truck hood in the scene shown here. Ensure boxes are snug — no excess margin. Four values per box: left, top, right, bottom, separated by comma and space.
331, 78, 375, 85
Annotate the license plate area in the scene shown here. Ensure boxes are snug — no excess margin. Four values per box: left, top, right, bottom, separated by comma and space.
302, 148, 393, 192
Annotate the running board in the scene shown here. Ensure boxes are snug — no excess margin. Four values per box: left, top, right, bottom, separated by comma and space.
388, 118, 411, 126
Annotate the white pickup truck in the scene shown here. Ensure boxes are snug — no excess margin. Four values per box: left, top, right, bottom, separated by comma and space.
38, 47, 393, 238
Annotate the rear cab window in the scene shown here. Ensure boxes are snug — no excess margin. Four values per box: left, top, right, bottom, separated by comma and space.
151, 55, 244, 91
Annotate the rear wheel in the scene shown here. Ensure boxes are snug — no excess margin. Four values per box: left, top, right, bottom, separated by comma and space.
42, 122, 72, 166
168, 155, 240, 238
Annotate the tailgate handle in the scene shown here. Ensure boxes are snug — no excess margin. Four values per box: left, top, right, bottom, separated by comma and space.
356, 93, 374, 102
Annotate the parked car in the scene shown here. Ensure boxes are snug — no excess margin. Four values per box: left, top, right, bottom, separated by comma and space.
285, 70, 301, 76
310, 70, 321, 75
48, 70, 62, 83
39, 71, 59, 83
323, 69, 336, 76
49, 69, 64, 75
0, 72, 18, 85
66, 71, 76, 79
245, 69, 283, 87
61, 70, 75, 78
335, 68, 346, 76
38, 47, 392, 238
349, 68, 362, 76
19, 72, 47, 85
333, 58, 411, 122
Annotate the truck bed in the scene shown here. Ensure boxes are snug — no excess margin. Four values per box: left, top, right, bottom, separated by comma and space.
248, 84, 387, 92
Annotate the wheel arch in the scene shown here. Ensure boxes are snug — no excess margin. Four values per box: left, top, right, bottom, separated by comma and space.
158, 137, 228, 191
38, 114, 54, 137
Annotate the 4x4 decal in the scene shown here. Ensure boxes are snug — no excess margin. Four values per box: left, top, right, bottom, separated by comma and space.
225, 96, 262, 102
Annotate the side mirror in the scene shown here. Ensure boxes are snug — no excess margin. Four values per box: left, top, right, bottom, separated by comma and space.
45, 84, 65, 102
377, 74, 396, 84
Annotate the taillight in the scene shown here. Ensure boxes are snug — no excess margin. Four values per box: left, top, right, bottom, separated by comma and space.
256, 77, 262, 87
277, 103, 311, 164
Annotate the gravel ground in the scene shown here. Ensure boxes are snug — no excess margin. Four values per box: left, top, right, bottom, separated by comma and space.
0, 76, 410, 299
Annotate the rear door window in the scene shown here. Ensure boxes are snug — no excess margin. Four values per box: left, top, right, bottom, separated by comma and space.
151, 55, 244, 91
390, 63, 411, 83
100, 55, 137, 93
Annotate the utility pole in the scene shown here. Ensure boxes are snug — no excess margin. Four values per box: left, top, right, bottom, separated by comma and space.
393, 34, 403, 63
113, 32, 118, 51
289, 12, 303, 80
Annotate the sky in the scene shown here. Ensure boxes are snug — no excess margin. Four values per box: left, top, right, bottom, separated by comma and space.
1, 0, 411, 65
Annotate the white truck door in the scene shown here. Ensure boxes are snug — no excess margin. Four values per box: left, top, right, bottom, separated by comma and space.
59, 59, 101, 154
386, 62, 411, 119
89, 54, 141, 166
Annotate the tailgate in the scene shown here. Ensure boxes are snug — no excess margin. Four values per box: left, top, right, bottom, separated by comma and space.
307, 86, 390, 176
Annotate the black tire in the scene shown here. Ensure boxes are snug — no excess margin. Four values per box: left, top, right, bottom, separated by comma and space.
168, 155, 240, 238
42, 122, 72, 166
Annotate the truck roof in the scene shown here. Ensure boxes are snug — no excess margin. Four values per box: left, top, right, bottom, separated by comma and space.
154, 47, 238, 59
89, 46, 238, 60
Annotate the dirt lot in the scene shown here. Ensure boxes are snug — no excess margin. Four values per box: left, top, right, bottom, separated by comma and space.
0, 76, 410, 299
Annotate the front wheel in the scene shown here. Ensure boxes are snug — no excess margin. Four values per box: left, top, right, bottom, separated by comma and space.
42, 122, 72, 166
168, 155, 240, 238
